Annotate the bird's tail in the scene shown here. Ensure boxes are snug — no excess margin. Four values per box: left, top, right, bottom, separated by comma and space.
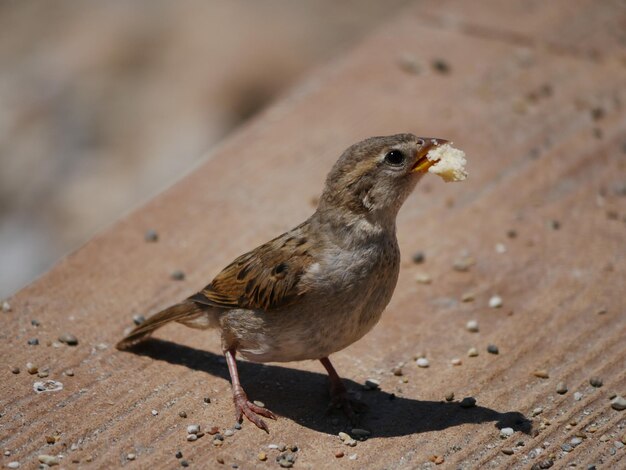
116, 300, 216, 350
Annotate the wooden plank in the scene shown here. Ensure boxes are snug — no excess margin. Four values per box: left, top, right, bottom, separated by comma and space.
2, 1, 625, 468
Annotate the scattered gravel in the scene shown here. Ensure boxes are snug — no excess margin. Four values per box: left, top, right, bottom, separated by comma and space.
151, 409, 158, 416
132, 315, 146, 325
7, 462, 20, 469
65, 369, 74, 377
26, 363, 38, 374
570, 437, 583, 447
10, 366, 20, 374
502, 448, 514, 455
2, 301, 11, 312
253, 400, 265, 408
431, 58, 451, 74
351, 428, 370, 439
180, 460, 189, 467
187, 434, 198, 442
391, 365, 403, 376
445, 392, 455, 402
126, 453, 136, 461
495, 243, 507, 254
27, 338, 39, 346
610, 396, 626, 411
175, 451, 183, 459
178, 411, 187, 418
171, 270, 186, 281
467, 347, 479, 357
460, 397, 477, 408
461, 292, 475, 302
589, 377, 603, 388
574, 392, 583, 401
556, 382, 568, 394
488, 295, 503, 308
487, 344, 499, 354
258, 452, 267, 461
466, 320, 479, 333
500, 427, 514, 438
450, 358, 462, 366
532, 407, 543, 417
561, 443, 573, 452
533, 370, 549, 379
58, 333, 78, 346
335, 451, 344, 458
416, 358, 430, 368
411, 251, 425, 264
223, 429, 234, 437
144, 229, 159, 242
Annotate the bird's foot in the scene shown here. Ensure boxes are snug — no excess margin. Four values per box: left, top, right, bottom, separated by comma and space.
233, 391, 277, 433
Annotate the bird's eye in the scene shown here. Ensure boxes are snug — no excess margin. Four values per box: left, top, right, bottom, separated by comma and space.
384, 150, 405, 166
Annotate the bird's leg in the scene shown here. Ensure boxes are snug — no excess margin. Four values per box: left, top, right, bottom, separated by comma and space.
320, 357, 356, 421
224, 348, 276, 432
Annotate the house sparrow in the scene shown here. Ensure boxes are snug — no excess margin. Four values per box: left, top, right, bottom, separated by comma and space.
117, 133, 452, 432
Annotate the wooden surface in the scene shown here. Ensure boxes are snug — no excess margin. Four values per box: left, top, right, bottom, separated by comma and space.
2, 1, 626, 468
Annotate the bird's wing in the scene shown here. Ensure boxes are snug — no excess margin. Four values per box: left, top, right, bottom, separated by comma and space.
189, 224, 314, 311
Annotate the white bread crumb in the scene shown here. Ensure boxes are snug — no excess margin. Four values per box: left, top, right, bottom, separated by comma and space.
426, 143, 468, 182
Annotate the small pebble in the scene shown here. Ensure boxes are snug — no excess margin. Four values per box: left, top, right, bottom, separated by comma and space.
26, 363, 38, 374
7, 462, 20, 469
175, 451, 183, 459
207, 427, 220, 435
570, 437, 583, 447
397, 54, 421, 75
589, 377, 603, 388
550, 220, 560, 230
431, 58, 451, 74
561, 443, 573, 452
37, 370, 49, 378
187, 425, 200, 435
460, 397, 477, 408
610, 395, 626, 411
506, 229, 517, 238
500, 427, 514, 439
151, 409, 158, 416
187, 434, 198, 442
27, 338, 39, 346
532, 407, 543, 417
234, 423, 242, 430
65, 369, 74, 377
364, 378, 380, 390
556, 382, 568, 394
495, 243, 507, 254
461, 292, 475, 302
391, 365, 403, 376
144, 229, 159, 242
335, 451, 344, 458
429, 455, 445, 465
126, 453, 136, 461
351, 428, 370, 438
33, 380, 63, 393
132, 315, 146, 326
450, 358, 462, 366
445, 392, 455, 402
171, 270, 186, 281
203, 397, 211, 404
258, 452, 267, 461
453, 255, 475, 272
178, 411, 187, 418
487, 344, 499, 354
38, 455, 59, 466
216, 457, 225, 464
467, 347, 479, 357
466, 320, 479, 332
502, 448, 514, 455
253, 400, 265, 408
348, 454, 357, 461
488, 295, 503, 308
58, 333, 78, 346
574, 392, 583, 401
223, 429, 234, 437
533, 370, 549, 379
416, 358, 430, 368
10, 366, 20, 374
411, 251, 425, 264
2, 301, 11, 312
415, 272, 432, 284
180, 460, 189, 468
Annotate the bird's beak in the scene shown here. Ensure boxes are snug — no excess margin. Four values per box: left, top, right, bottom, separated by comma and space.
411, 138, 449, 173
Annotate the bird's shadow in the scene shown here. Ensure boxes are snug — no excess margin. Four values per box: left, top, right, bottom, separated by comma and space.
127, 339, 531, 438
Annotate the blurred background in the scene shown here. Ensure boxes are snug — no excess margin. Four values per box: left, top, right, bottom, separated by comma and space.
0, 0, 413, 298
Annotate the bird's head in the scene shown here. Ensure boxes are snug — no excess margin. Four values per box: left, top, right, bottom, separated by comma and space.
318, 133, 447, 230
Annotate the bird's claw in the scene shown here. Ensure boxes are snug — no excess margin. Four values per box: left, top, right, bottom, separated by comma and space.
233, 393, 276, 433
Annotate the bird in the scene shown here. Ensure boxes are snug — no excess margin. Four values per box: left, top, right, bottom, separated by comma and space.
117, 133, 450, 432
